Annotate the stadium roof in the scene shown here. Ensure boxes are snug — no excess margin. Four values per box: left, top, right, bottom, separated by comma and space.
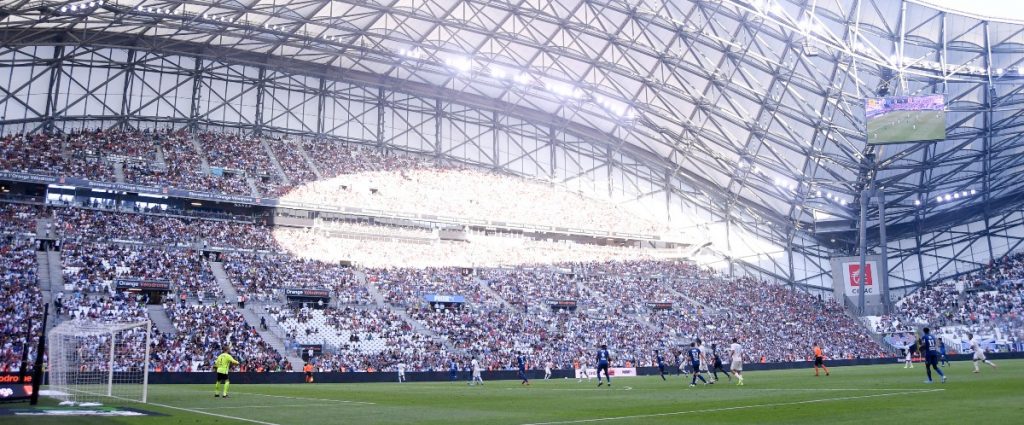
2, 0, 1024, 248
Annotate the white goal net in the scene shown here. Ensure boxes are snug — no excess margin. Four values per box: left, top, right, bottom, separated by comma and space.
47, 320, 151, 406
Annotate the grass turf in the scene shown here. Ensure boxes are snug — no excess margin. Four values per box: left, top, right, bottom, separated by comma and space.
867, 109, 945, 144
12, 359, 1024, 424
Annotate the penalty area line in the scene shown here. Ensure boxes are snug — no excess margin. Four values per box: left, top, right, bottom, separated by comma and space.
147, 401, 284, 425
519, 388, 945, 425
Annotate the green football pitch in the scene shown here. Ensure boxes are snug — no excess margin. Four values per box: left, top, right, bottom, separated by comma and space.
11, 360, 1024, 424
866, 110, 945, 144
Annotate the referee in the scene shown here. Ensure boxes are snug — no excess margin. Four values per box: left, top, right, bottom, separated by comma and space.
214, 345, 240, 398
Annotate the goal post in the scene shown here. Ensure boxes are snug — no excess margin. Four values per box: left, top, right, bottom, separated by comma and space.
47, 320, 152, 406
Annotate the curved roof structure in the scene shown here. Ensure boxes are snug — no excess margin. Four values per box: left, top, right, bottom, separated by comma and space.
2, 0, 1024, 289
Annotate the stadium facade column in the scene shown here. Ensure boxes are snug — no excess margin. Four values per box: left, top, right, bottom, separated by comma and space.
120, 49, 138, 130
376, 87, 386, 149
316, 77, 327, 137
188, 56, 202, 133
254, 67, 267, 136
42, 43, 65, 133
857, 187, 869, 315
877, 189, 891, 315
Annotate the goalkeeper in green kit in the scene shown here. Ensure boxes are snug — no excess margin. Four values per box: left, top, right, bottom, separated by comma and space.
214, 345, 240, 398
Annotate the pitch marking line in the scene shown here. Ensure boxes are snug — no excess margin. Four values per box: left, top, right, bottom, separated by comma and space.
519, 388, 945, 425
194, 403, 328, 410
230, 391, 377, 405
168, 387, 377, 405
503, 387, 931, 392
148, 401, 284, 425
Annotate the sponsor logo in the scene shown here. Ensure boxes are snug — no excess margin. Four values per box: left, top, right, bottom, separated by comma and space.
848, 263, 873, 287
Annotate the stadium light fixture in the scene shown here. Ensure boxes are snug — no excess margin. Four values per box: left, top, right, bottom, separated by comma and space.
953, 193, 960, 200
971, 189, 977, 195
400, 48, 424, 59
545, 82, 581, 99
914, 199, 921, 206
935, 196, 942, 203
944, 194, 952, 201
490, 67, 507, 79
445, 57, 473, 73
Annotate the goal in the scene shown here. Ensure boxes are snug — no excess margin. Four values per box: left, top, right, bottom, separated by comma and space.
47, 320, 152, 406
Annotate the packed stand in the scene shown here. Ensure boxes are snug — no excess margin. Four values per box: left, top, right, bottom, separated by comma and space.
277, 305, 446, 372
283, 166, 667, 236
198, 132, 284, 197
156, 303, 286, 372
273, 226, 652, 268
61, 242, 221, 300
0, 238, 43, 373
55, 207, 275, 250
0, 131, 113, 181
884, 252, 1024, 348
268, 139, 318, 188
224, 252, 368, 304
663, 276, 885, 362
56, 291, 149, 322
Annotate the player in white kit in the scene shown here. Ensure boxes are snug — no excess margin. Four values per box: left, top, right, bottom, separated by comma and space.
576, 356, 591, 382
397, 362, 407, 383
904, 345, 914, 368
544, 361, 553, 380
697, 340, 713, 383
968, 333, 997, 373
469, 357, 484, 385
729, 337, 744, 386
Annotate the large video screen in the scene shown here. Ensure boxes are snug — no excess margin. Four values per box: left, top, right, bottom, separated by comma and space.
865, 94, 946, 144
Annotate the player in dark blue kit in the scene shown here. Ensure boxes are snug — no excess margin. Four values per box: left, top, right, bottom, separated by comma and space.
709, 343, 730, 382
448, 358, 459, 382
654, 350, 667, 381
517, 353, 530, 386
687, 342, 708, 387
596, 345, 612, 387
920, 327, 946, 384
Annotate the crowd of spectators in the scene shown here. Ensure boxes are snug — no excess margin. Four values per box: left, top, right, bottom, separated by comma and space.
61, 241, 221, 300
0, 203, 43, 236
0, 132, 113, 181
658, 275, 885, 362
300, 139, 412, 178
278, 305, 446, 372
157, 303, 287, 372
0, 238, 43, 373
5, 129, 670, 235
282, 167, 666, 236
224, 252, 368, 304
268, 139, 318, 189
370, 267, 491, 307
272, 226, 653, 268
55, 207, 275, 250
880, 252, 1024, 349
56, 291, 149, 322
